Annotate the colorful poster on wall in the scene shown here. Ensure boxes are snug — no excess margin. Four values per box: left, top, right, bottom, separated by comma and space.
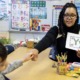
30, 16, 41, 31
30, 1, 47, 31
30, 7, 47, 31
30, 1, 46, 19
0, 0, 8, 20
11, 1, 29, 30
30, 1, 46, 7
30, 7, 47, 19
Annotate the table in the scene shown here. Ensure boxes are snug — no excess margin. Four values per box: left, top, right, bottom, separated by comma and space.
6, 47, 79, 80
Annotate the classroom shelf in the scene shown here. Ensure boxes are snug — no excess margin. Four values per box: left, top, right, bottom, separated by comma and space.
9, 30, 47, 34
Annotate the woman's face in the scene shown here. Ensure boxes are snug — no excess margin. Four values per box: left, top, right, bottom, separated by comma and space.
64, 7, 77, 27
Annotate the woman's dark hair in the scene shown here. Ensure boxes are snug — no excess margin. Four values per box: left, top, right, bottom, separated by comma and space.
0, 42, 7, 62
58, 3, 79, 35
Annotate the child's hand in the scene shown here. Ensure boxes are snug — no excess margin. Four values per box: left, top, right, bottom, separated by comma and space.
24, 49, 39, 61
22, 52, 33, 62
30, 49, 39, 61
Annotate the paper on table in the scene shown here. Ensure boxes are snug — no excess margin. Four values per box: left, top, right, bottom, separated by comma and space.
65, 32, 80, 51
71, 62, 80, 67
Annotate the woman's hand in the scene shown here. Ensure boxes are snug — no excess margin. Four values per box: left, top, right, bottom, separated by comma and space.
30, 49, 39, 61
25, 49, 39, 61
22, 49, 39, 62
77, 49, 80, 58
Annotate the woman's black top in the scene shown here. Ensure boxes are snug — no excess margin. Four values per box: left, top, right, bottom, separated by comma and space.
34, 25, 80, 63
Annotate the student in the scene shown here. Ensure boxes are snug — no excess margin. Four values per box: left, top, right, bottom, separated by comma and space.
0, 42, 33, 80
27, 3, 80, 63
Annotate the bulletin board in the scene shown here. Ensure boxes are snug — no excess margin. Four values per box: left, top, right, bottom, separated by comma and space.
11, 1, 29, 31
30, 1, 46, 19
29, 1, 48, 31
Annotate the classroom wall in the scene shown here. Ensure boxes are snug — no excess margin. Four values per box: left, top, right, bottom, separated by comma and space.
9, 1, 66, 42
0, 0, 73, 43
9, 1, 54, 42
0, 20, 9, 32
9, 31, 46, 42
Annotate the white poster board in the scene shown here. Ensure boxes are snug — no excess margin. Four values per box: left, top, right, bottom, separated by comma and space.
66, 32, 80, 51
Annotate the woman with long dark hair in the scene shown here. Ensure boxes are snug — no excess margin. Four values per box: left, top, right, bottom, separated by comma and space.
28, 3, 80, 63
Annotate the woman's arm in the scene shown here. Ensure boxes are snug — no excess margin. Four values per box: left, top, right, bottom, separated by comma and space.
34, 26, 58, 53
25, 26, 58, 61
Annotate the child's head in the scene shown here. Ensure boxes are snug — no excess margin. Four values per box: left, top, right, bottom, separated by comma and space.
0, 42, 7, 63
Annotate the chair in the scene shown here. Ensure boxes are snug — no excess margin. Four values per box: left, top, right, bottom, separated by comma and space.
5, 44, 14, 54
